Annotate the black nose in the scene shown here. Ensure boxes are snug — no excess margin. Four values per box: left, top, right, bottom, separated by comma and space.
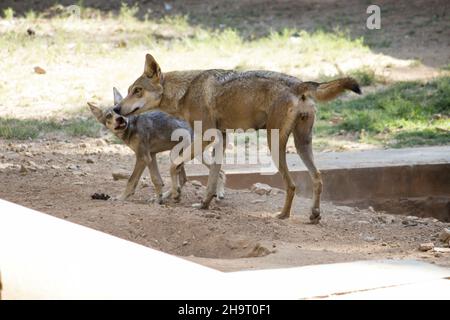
113, 105, 121, 114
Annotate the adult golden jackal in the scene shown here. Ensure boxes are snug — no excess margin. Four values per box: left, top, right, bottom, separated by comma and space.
114, 54, 361, 223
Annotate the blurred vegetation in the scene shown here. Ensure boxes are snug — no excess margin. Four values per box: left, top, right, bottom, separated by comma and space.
315, 76, 450, 148
0, 3, 448, 150
0, 117, 102, 139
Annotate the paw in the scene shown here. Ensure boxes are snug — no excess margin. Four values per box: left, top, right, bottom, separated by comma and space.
171, 187, 181, 202
156, 194, 164, 205
216, 192, 225, 200
161, 190, 172, 200
309, 207, 321, 224
275, 211, 290, 220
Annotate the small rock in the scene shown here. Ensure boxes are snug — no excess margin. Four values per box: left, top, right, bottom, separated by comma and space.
368, 206, 376, 213
271, 188, 284, 195
0, 163, 17, 170
377, 216, 387, 224
363, 236, 376, 242
418, 242, 434, 252
19, 164, 28, 174
27, 160, 38, 167
433, 247, 450, 253
402, 220, 417, 227
67, 164, 80, 170
251, 199, 266, 204
86, 158, 94, 164
286, 145, 296, 154
244, 243, 273, 258
438, 228, 450, 243
182, 241, 189, 246
191, 180, 203, 187
95, 139, 107, 146
34, 66, 46, 74
112, 172, 129, 180
51, 165, 61, 170
251, 183, 272, 195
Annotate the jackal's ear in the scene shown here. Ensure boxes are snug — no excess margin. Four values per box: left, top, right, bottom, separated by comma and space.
144, 53, 162, 80
113, 87, 123, 105
87, 102, 104, 122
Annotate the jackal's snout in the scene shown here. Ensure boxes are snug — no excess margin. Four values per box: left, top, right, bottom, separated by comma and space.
114, 115, 127, 130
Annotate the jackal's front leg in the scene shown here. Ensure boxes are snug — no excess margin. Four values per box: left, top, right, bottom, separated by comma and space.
148, 153, 165, 204
117, 157, 146, 201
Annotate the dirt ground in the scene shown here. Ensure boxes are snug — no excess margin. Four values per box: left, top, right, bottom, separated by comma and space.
1, 138, 449, 271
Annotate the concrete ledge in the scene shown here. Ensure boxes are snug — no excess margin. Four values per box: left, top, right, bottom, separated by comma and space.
187, 147, 450, 207
189, 163, 450, 202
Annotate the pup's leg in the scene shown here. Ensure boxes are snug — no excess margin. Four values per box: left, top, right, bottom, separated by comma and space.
161, 164, 188, 203
118, 157, 146, 201
293, 115, 322, 224
178, 164, 187, 187
216, 169, 226, 200
148, 153, 165, 204
169, 135, 206, 202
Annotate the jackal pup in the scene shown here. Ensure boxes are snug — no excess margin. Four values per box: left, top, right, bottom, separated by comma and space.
88, 88, 192, 204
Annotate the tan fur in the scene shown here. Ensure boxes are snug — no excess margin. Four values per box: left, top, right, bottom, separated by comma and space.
115, 54, 361, 221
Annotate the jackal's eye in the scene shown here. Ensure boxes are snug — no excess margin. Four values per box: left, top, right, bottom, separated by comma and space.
106, 113, 113, 120
133, 87, 142, 95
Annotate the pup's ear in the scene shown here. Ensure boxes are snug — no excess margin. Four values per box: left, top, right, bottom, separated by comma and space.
87, 102, 104, 122
113, 87, 123, 105
144, 53, 162, 80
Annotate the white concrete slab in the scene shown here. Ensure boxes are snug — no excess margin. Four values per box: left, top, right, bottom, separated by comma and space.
1, 199, 449, 299
325, 279, 450, 300
228, 260, 450, 299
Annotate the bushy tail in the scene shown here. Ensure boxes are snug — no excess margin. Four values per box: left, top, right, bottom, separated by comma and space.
297, 77, 361, 102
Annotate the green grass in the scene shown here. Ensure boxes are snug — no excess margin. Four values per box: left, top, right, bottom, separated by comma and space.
0, 117, 102, 140
315, 76, 450, 147
348, 68, 378, 86
2, 7, 14, 20
118, 2, 139, 22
